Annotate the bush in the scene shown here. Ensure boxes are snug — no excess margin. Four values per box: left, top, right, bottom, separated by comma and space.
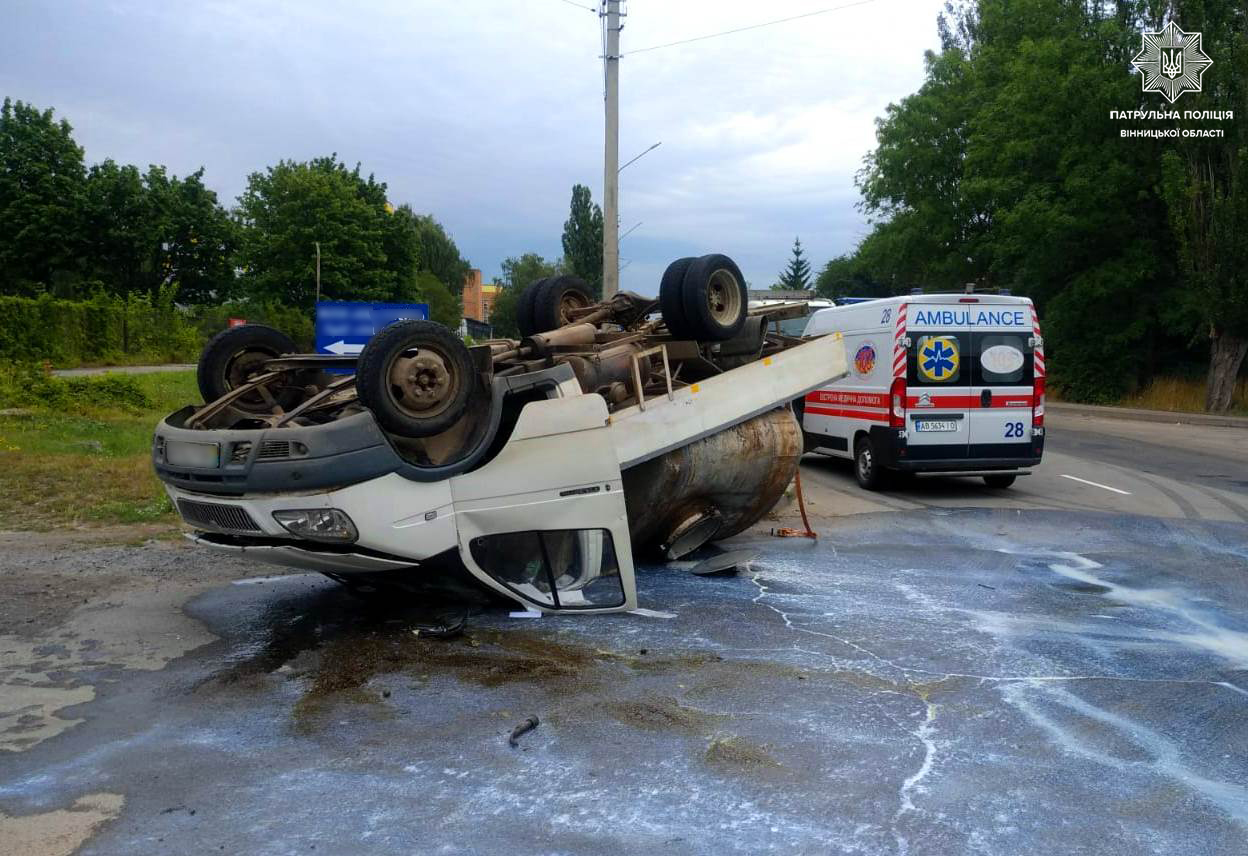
0, 363, 152, 411
186, 300, 315, 351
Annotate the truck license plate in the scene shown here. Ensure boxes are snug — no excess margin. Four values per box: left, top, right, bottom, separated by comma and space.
915, 420, 958, 432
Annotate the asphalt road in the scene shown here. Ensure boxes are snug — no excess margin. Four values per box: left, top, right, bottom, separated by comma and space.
796, 411, 1248, 524
0, 412, 1245, 855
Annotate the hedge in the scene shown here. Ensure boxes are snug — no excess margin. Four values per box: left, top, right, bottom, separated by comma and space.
0, 287, 314, 367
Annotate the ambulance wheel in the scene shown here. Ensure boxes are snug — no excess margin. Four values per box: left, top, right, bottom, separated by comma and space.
659, 257, 697, 339
197, 324, 301, 411
983, 474, 1016, 489
516, 277, 550, 338
356, 320, 476, 438
681, 254, 748, 342
531, 275, 594, 333
854, 436, 885, 490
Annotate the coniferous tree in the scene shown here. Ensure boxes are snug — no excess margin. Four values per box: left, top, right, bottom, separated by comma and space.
775, 237, 812, 290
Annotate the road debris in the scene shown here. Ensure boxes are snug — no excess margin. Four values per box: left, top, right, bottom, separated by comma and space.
508, 715, 540, 748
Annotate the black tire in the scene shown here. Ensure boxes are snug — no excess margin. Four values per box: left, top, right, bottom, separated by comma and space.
356, 320, 477, 437
197, 324, 299, 410
854, 435, 885, 491
680, 254, 748, 341
516, 277, 549, 338
530, 275, 594, 334
984, 474, 1017, 489
659, 257, 697, 339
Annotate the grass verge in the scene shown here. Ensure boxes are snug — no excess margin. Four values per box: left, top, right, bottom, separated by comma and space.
0, 367, 198, 530
1116, 375, 1248, 417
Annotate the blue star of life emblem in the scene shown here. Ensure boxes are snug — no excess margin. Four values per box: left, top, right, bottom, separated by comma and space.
1132, 21, 1212, 104
921, 340, 957, 379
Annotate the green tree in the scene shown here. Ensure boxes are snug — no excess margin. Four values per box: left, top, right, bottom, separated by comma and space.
148, 167, 239, 304
561, 184, 603, 298
852, 0, 1188, 401
405, 208, 472, 298
490, 253, 562, 338
815, 253, 891, 299
1158, 0, 1248, 412
81, 159, 152, 295
774, 237, 812, 290
0, 98, 88, 295
413, 270, 462, 329
78, 161, 237, 302
235, 156, 418, 310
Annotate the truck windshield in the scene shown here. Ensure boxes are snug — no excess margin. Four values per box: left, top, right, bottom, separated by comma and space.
468, 529, 626, 609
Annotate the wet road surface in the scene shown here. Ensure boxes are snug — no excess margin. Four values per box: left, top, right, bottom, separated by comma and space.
2, 510, 1246, 854
798, 411, 1248, 523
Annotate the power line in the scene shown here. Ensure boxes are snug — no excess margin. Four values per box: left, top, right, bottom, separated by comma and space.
621, 0, 880, 56
554, 0, 597, 12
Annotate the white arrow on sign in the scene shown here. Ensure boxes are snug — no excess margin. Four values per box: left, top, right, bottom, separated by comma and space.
322, 340, 365, 355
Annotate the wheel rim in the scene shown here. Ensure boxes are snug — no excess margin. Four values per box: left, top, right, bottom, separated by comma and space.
557, 290, 591, 326
225, 348, 279, 408
388, 346, 461, 420
705, 269, 742, 326
858, 447, 872, 480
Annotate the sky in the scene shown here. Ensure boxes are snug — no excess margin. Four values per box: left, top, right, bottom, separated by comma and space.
0, 0, 947, 295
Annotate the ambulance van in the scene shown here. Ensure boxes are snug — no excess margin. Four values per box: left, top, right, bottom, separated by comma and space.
798, 293, 1045, 489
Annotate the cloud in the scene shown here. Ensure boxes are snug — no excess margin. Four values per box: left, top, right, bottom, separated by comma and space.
0, 0, 946, 293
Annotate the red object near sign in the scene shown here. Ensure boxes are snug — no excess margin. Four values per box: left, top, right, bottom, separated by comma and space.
227, 318, 247, 327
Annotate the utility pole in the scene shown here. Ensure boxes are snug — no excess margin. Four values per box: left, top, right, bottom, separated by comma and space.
602, 0, 620, 298
314, 242, 322, 303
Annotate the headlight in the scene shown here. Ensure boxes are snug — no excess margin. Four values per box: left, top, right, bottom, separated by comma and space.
272, 509, 358, 542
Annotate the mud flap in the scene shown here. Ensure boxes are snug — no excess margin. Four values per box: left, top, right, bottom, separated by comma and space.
449, 393, 637, 613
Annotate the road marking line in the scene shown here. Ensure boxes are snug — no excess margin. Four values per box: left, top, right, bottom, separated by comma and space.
1060, 474, 1131, 495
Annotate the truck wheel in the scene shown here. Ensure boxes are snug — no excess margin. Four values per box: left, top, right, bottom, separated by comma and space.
681, 254, 748, 341
356, 320, 477, 437
984, 474, 1016, 489
659, 257, 697, 339
854, 436, 885, 490
516, 277, 549, 338
531, 275, 593, 333
197, 324, 300, 410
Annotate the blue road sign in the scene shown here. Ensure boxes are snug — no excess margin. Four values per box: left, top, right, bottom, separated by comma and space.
314, 301, 429, 357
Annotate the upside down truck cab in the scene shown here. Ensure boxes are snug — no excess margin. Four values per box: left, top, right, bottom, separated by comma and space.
155, 333, 848, 614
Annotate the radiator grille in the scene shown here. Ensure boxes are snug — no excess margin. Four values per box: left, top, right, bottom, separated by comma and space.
177, 498, 262, 533
257, 440, 291, 460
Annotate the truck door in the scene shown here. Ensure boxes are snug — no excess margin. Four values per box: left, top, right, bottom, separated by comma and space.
968, 331, 1035, 455
906, 329, 971, 457
449, 393, 637, 613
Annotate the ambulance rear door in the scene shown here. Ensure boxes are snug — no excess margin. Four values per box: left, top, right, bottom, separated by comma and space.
967, 306, 1035, 456
906, 308, 971, 456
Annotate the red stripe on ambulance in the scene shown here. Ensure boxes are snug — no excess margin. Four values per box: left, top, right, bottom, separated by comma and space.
804, 405, 889, 423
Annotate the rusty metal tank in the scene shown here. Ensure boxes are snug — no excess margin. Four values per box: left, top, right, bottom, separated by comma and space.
621, 407, 801, 559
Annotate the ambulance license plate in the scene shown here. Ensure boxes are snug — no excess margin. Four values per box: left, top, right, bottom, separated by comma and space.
914, 420, 958, 432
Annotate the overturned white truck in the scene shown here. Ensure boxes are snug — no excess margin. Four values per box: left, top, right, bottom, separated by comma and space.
153, 255, 848, 613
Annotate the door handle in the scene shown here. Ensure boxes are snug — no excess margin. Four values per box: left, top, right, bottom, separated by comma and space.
980, 389, 992, 407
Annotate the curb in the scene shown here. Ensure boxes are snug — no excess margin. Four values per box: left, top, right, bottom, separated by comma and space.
51, 364, 197, 378
1049, 401, 1248, 429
